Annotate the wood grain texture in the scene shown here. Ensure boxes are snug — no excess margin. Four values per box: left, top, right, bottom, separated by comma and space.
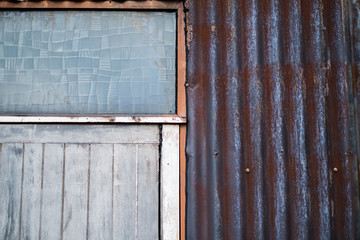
88, 144, 113, 240
40, 144, 64, 240
0, 1, 182, 9
0, 124, 159, 144
20, 144, 42, 240
0, 124, 164, 239
161, 125, 180, 240
63, 144, 89, 240
177, 4, 187, 118
137, 144, 159, 240
113, 144, 137, 239
0, 143, 23, 240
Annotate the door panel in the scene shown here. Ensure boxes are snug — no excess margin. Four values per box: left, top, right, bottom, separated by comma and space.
0, 124, 160, 239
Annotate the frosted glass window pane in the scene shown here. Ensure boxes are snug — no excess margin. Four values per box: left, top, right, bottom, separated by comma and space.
0, 11, 176, 114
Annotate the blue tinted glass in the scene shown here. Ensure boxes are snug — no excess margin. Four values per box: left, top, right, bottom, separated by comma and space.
0, 11, 176, 114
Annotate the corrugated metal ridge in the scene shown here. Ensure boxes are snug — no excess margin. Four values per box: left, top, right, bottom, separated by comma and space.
185, 0, 359, 239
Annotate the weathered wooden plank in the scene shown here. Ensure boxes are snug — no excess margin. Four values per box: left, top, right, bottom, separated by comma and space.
161, 125, 180, 239
0, 124, 159, 144
0, 143, 23, 240
88, 144, 113, 240
113, 144, 137, 239
40, 144, 64, 240
0, 1, 182, 9
20, 144, 42, 240
137, 144, 159, 240
63, 144, 89, 240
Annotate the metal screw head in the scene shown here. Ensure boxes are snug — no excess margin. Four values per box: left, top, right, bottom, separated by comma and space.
246, 168, 250, 173
334, 168, 338, 172
185, 83, 190, 87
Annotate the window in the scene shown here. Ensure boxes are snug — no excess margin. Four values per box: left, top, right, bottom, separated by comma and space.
0, 0, 186, 124
0, 11, 177, 115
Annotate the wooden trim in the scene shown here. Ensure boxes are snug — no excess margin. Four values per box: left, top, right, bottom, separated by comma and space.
177, 4, 187, 118
179, 125, 186, 240
0, 116, 186, 124
0, 1, 182, 10
161, 125, 180, 239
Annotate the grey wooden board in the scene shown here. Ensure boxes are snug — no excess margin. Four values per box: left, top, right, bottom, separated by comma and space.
138, 144, 159, 240
41, 144, 64, 240
63, 144, 89, 240
0, 143, 23, 240
0, 124, 159, 144
0, 125, 160, 240
88, 144, 113, 240
21, 144, 42, 240
113, 144, 137, 239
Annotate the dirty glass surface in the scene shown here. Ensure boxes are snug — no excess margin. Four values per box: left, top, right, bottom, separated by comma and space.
0, 11, 176, 114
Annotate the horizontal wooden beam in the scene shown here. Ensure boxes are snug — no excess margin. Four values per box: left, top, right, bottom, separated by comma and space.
0, 116, 186, 123
0, 1, 182, 10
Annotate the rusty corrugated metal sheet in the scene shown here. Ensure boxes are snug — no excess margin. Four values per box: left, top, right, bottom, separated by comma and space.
349, 0, 360, 206
185, 0, 360, 239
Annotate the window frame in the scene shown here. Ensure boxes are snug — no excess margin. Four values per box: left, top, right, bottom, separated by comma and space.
0, 1, 187, 124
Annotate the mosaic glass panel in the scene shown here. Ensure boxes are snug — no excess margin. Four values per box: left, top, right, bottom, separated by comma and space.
0, 11, 176, 114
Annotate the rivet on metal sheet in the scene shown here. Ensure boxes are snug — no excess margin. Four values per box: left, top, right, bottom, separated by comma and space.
333, 168, 338, 172
245, 168, 250, 173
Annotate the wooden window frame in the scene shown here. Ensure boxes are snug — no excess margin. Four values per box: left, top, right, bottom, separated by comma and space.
0, 0, 186, 124
0, 1, 187, 240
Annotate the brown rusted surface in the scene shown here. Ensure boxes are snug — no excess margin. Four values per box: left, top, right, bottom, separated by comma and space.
348, 0, 360, 205
185, 0, 359, 239
177, 5, 187, 118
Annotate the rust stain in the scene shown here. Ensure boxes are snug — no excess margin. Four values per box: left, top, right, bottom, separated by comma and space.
131, 116, 141, 122
185, 0, 360, 239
